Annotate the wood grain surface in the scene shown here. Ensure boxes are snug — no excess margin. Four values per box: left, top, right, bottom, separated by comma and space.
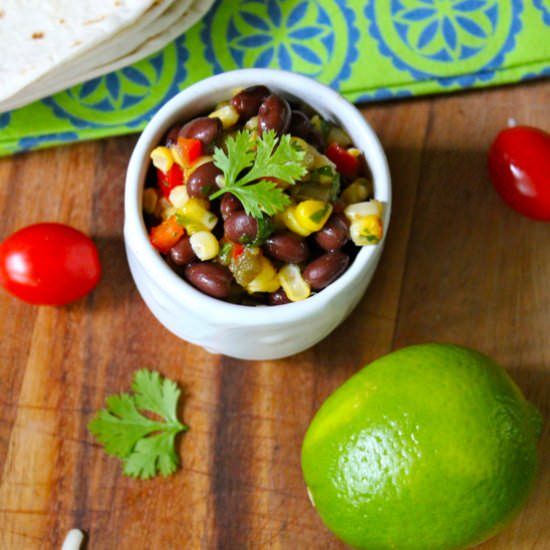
0, 79, 549, 550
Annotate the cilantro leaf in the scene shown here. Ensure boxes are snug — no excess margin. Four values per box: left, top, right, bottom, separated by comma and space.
212, 130, 254, 187
132, 369, 181, 424
249, 214, 275, 246
123, 432, 181, 479
210, 129, 307, 219
88, 369, 188, 480
228, 180, 292, 218
240, 131, 307, 186
87, 393, 163, 458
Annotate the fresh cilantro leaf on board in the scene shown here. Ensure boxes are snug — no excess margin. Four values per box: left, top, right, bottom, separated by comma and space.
88, 369, 188, 480
210, 129, 307, 219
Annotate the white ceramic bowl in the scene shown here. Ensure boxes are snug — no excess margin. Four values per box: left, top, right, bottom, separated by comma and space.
124, 69, 391, 360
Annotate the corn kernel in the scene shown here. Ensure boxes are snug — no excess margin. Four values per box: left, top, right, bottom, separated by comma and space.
209, 104, 240, 129
143, 187, 159, 215
170, 142, 185, 167
279, 264, 311, 302
182, 223, 203, 235
281, 205, 311, 237
244, 116, 259, 131
155, 197, 176, 220
168, 185, 189, 208
189, 231, 220, 261
341, 178, 373, 205
193, 197, 210, 210
246, 256, 280, 293
344, 199, 384, 222
163, 207, 177, 220
347, 147, 362, 158
350, 215, 383, 245
315, 165, 337, 185
310, 114, 323, 133
177, 198, 218, 234
214, 100, 230, 110
295, 200, 333, 232
150, 146, 174, 173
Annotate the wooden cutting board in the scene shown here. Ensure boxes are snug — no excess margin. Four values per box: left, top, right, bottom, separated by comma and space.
0, 79, 549, 549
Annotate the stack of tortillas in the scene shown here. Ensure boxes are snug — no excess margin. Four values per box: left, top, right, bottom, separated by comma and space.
0, 0, 215, 113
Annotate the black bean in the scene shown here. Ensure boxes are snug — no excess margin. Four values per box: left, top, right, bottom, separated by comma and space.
269, 288, 291, 306
289, 110, 325, 150
165, 125, 180, 145
168, 236, 196, 266
289, 110, 311, 139
314, 213, 349, 251
187, 162, 222, 198
224, 211, 258, 243
183, 263, 232, 299
258, 94, 291, 136
231, 85, 270, 120
179, 117, 222, 149
263, 232, 310, 263
309, 131, 326, 152
303, 251, 350, 290
220, 194, 244, 220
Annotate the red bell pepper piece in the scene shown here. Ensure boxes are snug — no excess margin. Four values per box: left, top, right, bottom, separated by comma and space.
149, 216, 184, 253
325, 143, 360, 179
231, 243, 245, 259
157, 163, 184, 198
177, 137, 203, 167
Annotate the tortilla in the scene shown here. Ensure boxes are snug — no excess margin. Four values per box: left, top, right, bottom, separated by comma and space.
15, 0, 181, 96
0, 0, 215, 113
0, 1, 158, 103
59, 0, 215, 87
22, 0, 191, 94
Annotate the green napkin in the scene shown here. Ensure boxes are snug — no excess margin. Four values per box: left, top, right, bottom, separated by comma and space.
1, 0, 549, 156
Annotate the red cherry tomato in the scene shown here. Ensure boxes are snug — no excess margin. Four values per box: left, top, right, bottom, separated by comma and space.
488, 125, 550, 220
0, 223, 101, 305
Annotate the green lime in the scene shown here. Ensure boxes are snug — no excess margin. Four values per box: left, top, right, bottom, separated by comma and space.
301, 344, 542, 550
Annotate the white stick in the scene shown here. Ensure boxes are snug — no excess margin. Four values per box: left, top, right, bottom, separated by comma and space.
61, 529, 85, 550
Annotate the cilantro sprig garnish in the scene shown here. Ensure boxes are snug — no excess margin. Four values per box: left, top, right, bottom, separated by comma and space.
88, 369, 188, 480
209, 129, 307, 219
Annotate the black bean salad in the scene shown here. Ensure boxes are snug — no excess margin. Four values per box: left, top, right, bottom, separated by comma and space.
143, 85, 384, 305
